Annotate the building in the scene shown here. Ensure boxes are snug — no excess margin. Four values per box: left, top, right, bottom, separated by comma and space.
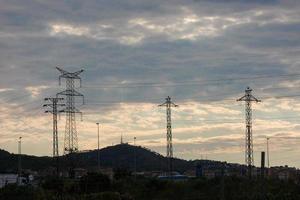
269, 166, 298, 181
196, 163, 224, 179
0, 174, 32, 188
74, 168, 88, 178
0, 174, 18, 188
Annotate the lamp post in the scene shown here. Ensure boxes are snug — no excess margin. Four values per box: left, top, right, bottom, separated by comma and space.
266, 137, 270, 168
96, 122, 100, 171
18, 137, 22, 184
134, 137, 137, 178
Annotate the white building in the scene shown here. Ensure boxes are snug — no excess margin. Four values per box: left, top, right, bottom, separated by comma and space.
0, 174, 18, 188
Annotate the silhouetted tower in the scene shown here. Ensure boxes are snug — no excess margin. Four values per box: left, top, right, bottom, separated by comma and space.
266, 137, 270, 168
17, 137, 22, 184
134, 137, 137, 179
56, 67, 84, 154
121, 133, 123, 144
159, 96, 178, 176
237, 87, 261, 178
44, 97, 65, 157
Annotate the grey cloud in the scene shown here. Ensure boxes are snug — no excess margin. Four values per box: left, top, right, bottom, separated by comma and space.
1, 0, 300, 163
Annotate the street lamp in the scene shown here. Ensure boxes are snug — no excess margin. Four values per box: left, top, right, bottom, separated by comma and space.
134, 137, 137, 178
18, 137, 22, 184
96, 123, 100, 171
266, 137, 270, 168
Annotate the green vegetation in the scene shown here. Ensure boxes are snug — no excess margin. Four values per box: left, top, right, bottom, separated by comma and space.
1, 145, 299, 199
1, 172, 300, 200
0, 144, 228, 175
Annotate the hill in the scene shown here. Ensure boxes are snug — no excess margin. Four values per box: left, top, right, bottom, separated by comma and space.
0, 149, 53, 173
0, 144, 226, 173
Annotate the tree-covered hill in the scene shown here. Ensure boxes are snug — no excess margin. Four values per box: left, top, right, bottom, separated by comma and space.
0, 144, 226, 173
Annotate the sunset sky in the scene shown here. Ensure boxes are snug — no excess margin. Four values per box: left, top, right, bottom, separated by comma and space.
0, 0, 300, 168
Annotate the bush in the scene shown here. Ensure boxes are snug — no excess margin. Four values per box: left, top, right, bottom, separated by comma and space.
85, 192, 121, 200
80, 172, 111, 194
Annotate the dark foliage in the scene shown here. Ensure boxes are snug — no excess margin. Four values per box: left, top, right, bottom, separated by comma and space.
0, 144, 224, 173
79, 172, 111, 194
2, 176, 300, 200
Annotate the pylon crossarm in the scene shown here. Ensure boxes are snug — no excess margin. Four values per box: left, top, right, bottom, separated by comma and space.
56, 90, 84, 97
250, 96, 261, 102
72, 69, 84, 76
60, 110, 82, 114
56, 67, 68, 75
170, 102, 178, 107
158, 102, 167, 107
237, 95, 247, 101
57, 67, 84, 79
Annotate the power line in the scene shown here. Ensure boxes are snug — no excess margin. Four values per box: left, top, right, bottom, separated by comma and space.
18, 72, 297, 90
0, 72, 298, 109
75, 92, 300, 108
0, 73, 299, 111
0, 93, 32, 103
80, 73, 300, 89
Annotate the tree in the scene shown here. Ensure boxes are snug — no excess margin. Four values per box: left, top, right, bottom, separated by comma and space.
80, 172, 111, 194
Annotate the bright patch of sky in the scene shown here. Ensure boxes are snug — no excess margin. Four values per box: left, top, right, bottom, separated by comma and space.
0, 0, 300, 167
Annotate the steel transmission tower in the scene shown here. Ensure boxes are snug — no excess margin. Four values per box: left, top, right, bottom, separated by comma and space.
56, 67, 84, 154
44, 97, 65, 157
159, 96, 178, 176
44, 97, 64, 176
237, 87, 261, 177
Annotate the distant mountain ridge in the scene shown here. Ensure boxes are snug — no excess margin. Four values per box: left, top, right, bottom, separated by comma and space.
0, 144, 230, 173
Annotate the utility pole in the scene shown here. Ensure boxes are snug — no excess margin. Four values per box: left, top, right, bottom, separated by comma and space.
159, 96, 178, 177
18, 137, 22, 185
237, 87, 261, 178
134, 137, 137, 178
96, 122, 100, 171
220, 163, 225, 200
56, 67, 84, 154
266, 137, 270, 168
260, 151, 266, 200
43, 97, 65, 175
261, 152, 265, 178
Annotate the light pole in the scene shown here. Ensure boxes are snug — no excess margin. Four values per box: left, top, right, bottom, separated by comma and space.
96, 123, 100, 171
266, 137, 270, 168
134, 137, 137, 178
18, 137, 22, 184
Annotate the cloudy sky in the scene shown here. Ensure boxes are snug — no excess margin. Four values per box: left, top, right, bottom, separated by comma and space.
0, 0, 300, 168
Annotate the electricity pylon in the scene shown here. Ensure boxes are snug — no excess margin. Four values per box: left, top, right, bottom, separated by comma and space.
44, 97, 65, 175
159, 96, 178, 177
237, 87, 261, 178
44, 97, 65, 157
56, 67, 84, 154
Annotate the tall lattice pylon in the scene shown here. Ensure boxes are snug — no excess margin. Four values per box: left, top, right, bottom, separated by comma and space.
44, 97, 65, 175
43, 97, 65, 157
159, 96, 178, 176
56, 67, 84, 154
237, 87, 261, 177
